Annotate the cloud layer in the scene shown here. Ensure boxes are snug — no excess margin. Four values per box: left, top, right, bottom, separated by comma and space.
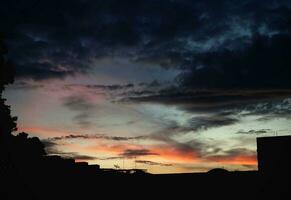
1, 0, 291, 87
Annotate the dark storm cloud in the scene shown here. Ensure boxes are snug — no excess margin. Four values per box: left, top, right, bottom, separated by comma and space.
180, 34, 291, 89
123, 88, 291, 119
125, 89, 291, 107
0, 0, 197, 79
1, 0, 291, 82
121, 84, 291, 126
242, 98, 291, 120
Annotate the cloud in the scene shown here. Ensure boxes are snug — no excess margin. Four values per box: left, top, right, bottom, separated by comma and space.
120, 149, 159, 158
123, 88, 291, 124
205, 148, 257, 165
2, 0, 291, 82
63, 96, 95, 111
120, 89, 291, 137
86, 83, 134, 91
242, 98, 291, 120
135, 160, 172, 167
42, 140, 57, 149
179, 34, 291, 90
10, 81, 45, 90
187, 115, 238, 131
68, 154, 97, 161
62, 95, 96, 127
43, 130, 258, 165
47, 134, 146, 141
123, 88, 291, 109
45, 132, 200, 161
95, 156, 124, 161
42, 139, 96, 160
235, 129, 272, 135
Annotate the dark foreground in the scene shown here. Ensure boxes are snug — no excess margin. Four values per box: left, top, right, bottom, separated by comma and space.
1, 162, 290, 200
1, 135, 291, 200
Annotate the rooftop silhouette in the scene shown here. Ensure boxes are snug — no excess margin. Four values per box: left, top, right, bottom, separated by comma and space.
257, 135, 291, 175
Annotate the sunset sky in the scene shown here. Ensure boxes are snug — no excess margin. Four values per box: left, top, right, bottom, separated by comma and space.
2, 0, 291, 174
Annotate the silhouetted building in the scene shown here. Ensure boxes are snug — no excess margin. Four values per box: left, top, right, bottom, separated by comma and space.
257, 135, 291, 176
75, 161, 89, 167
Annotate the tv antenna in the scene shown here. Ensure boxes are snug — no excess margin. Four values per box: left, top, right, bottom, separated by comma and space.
123, 157, 125, 169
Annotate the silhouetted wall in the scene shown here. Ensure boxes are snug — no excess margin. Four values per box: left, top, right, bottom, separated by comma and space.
257, 135, 291, 176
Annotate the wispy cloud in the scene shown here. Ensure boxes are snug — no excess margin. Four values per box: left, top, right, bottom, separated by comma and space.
62, 95, 96, 127
187, 115, 239, 131
44, 146, 97, 161
120, 149, 159, 158
135, 160, 172, 167
235, 129, 272, 135
47, 134, 147, 141
95, 156, 124, 161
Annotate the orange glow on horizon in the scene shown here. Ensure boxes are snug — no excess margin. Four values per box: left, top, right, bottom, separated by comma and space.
207, 155, 257, 165
18, 126, 258, 172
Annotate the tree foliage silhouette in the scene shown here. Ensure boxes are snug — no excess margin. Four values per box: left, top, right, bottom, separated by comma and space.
0, 36, 46, 170
0, 36, 17, 140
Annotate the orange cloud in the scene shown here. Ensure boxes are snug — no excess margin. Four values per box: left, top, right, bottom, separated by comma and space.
64, 141, 199, 163
207, 154, 257, 165
45, 137, 257, 168
149, 146, 199, 163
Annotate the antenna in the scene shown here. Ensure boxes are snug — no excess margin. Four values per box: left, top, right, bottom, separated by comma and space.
123, 157, 125, 169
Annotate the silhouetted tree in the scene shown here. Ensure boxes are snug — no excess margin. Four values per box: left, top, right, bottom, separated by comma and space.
12, 132, 46, 158
0, 36, 17, 140
0, 36, 18, 187
0, 36, 46, 174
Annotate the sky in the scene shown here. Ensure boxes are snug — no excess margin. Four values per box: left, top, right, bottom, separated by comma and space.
1, 0, 291, 174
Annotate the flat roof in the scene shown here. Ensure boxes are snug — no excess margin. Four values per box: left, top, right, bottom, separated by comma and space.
257, 135, 291, 141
